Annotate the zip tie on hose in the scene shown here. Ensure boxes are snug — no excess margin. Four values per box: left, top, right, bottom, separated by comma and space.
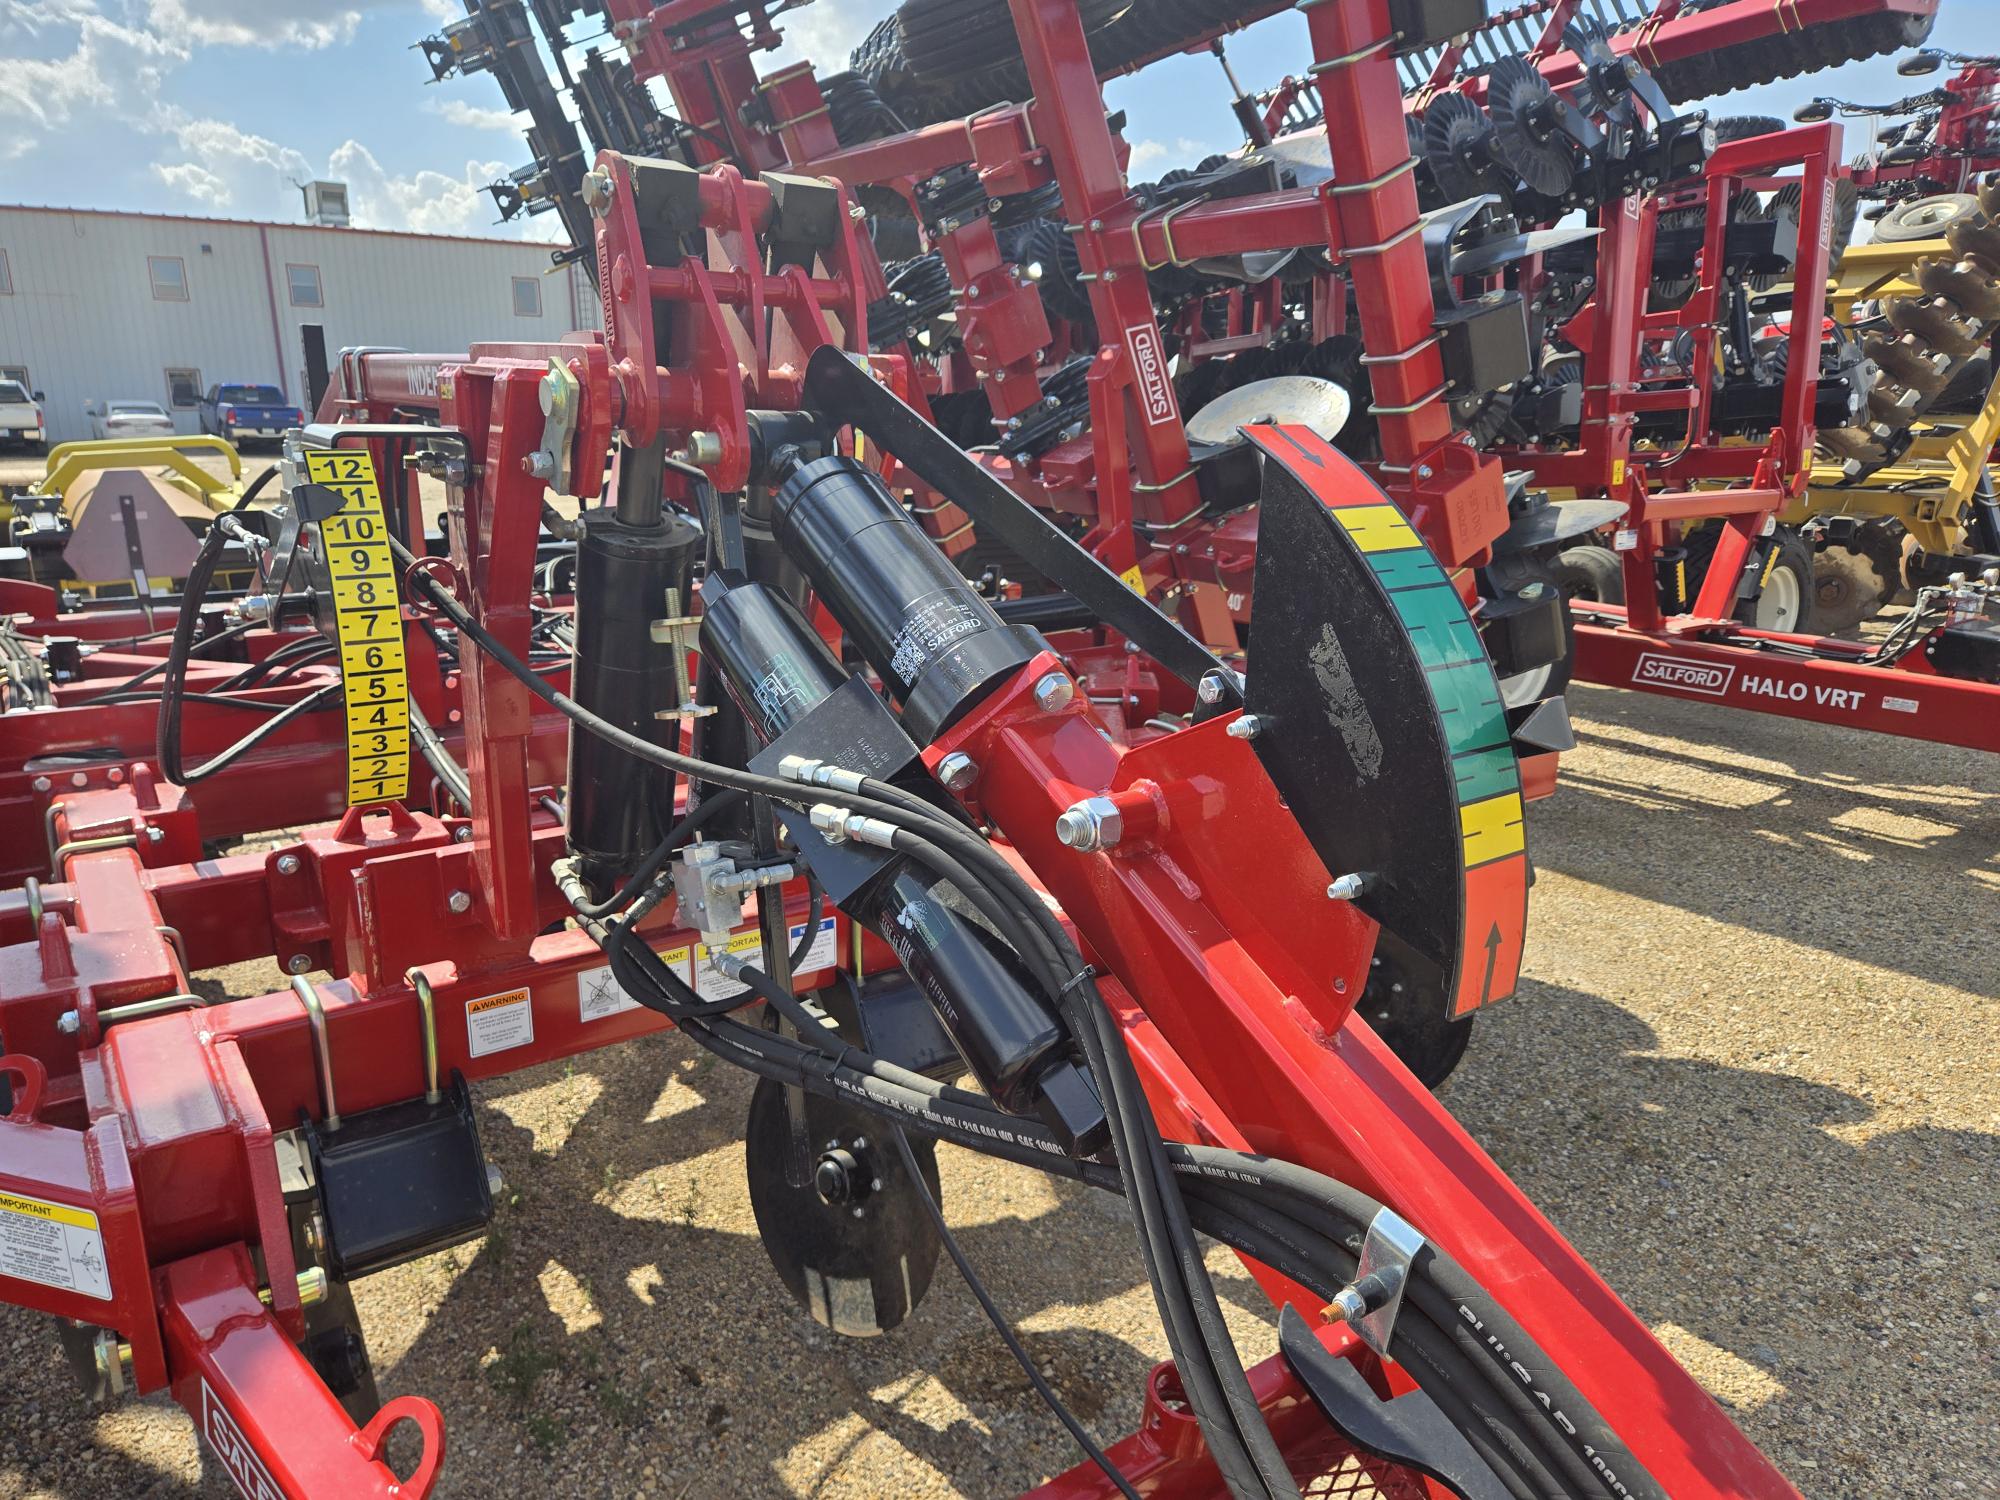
1059, 965, 1099, 1000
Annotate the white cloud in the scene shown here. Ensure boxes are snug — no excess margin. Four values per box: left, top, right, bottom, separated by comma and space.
329, 138, 547, 239
144, 0, 373, 50
1126, 137, 1212, 175
0, 10, 185, 142
150, 160, 230, 205
430, 97, 520, 131
0, 0, 559, 241
768, 0, 892, 70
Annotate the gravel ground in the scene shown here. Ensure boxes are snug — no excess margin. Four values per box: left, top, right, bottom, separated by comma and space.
1, 681, 1995, 1500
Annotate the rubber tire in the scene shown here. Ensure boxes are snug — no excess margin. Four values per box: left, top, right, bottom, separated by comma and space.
1711, 115, 1786, 143
898, 0, 1129, 80
1872, 193, 1980, 243
1681, 524, 1816, 633
1549, 543, 1625, 605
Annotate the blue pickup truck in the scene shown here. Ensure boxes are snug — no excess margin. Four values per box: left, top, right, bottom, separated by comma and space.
198, 383, 304, 446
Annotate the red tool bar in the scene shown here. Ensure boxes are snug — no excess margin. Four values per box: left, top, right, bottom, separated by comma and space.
1127, 187, 1330, 268
646, 263, 848, 310
799, 108, 1039, 192
1643, 487, 1785, 521
1571, 609, 2000, 752
162, 1245, 443, 1499
1571, 0, 1938, 90
324, 350, 463, 418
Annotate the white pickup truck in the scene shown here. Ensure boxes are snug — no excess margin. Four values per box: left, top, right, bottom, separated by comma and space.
0, 379, 46, 452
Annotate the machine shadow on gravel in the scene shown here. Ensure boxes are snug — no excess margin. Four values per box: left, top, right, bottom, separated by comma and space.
343, 1039, 1197, 1497
1446, 980, 1997, 1496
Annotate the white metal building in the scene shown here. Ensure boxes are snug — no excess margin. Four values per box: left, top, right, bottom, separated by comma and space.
0, 204, 599, 445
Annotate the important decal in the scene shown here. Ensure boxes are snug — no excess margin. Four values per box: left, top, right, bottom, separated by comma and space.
304, 448, 411, 808
0, 1190, 111, 1301
1632, 652, 1735, 697
1123, 322, 1178, 426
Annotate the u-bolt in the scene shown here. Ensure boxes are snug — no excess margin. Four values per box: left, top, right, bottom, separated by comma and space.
408, 969, 442, 1106
290, 975, 340, 1130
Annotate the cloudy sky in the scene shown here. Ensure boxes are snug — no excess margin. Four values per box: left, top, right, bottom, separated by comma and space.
0, 0, 1984, 241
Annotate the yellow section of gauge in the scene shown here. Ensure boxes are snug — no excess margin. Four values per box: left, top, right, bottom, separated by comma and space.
304, 448, 410, 807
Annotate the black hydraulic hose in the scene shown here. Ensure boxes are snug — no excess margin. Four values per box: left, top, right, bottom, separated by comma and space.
408, 696, 472, 813
83, 619, 259, 701
155, 525, 233, 785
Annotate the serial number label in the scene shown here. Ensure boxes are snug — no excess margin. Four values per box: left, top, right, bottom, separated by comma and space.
305, 449, 410, 808
0, 1189, 111, 1301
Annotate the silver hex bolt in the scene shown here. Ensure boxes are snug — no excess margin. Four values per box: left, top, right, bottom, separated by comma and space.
1225, 714, 1264, 740
1196, 669, 1232, 706
285, 954, 312, 975
447, 890, 473, 915
1033, 672, 1074, 712
937, 752, 978, 792
1326, 872, 1371, 901
276, 854, 301, 875
32, 776, 51, 793
57, 1010, 80, 1036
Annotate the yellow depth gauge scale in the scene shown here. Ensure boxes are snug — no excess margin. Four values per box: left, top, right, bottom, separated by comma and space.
303, 449, 411, 806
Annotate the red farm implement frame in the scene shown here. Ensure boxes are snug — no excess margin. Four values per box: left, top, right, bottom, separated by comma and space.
2, 0, 1989, 1494
4, 74, 1805, 1500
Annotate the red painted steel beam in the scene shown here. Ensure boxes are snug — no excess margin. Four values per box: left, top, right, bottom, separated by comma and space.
161, 1245, 443, 1499
1570, 609, 2000, 751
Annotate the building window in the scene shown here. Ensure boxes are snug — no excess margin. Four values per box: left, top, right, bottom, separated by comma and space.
165, 368, 202, 408
0, 249, 12, 295
512, 275, 542, 318
149, 255, 188, 302
287, 263, 323, 307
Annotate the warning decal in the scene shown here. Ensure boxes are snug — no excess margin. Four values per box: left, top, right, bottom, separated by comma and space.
465, 986, 534, 1057
0, 1190, 111, 1301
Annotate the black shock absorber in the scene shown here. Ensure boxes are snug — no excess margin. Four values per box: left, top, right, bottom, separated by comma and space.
766, 452, 1041, 739
699, 572, 1106, 1155
563, 495, 701, 897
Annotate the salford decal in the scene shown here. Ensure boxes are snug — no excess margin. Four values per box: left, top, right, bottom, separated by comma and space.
1123, 323, 1178, 426
1631, 652, 1734, 697
202, 1380, 284, 1500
